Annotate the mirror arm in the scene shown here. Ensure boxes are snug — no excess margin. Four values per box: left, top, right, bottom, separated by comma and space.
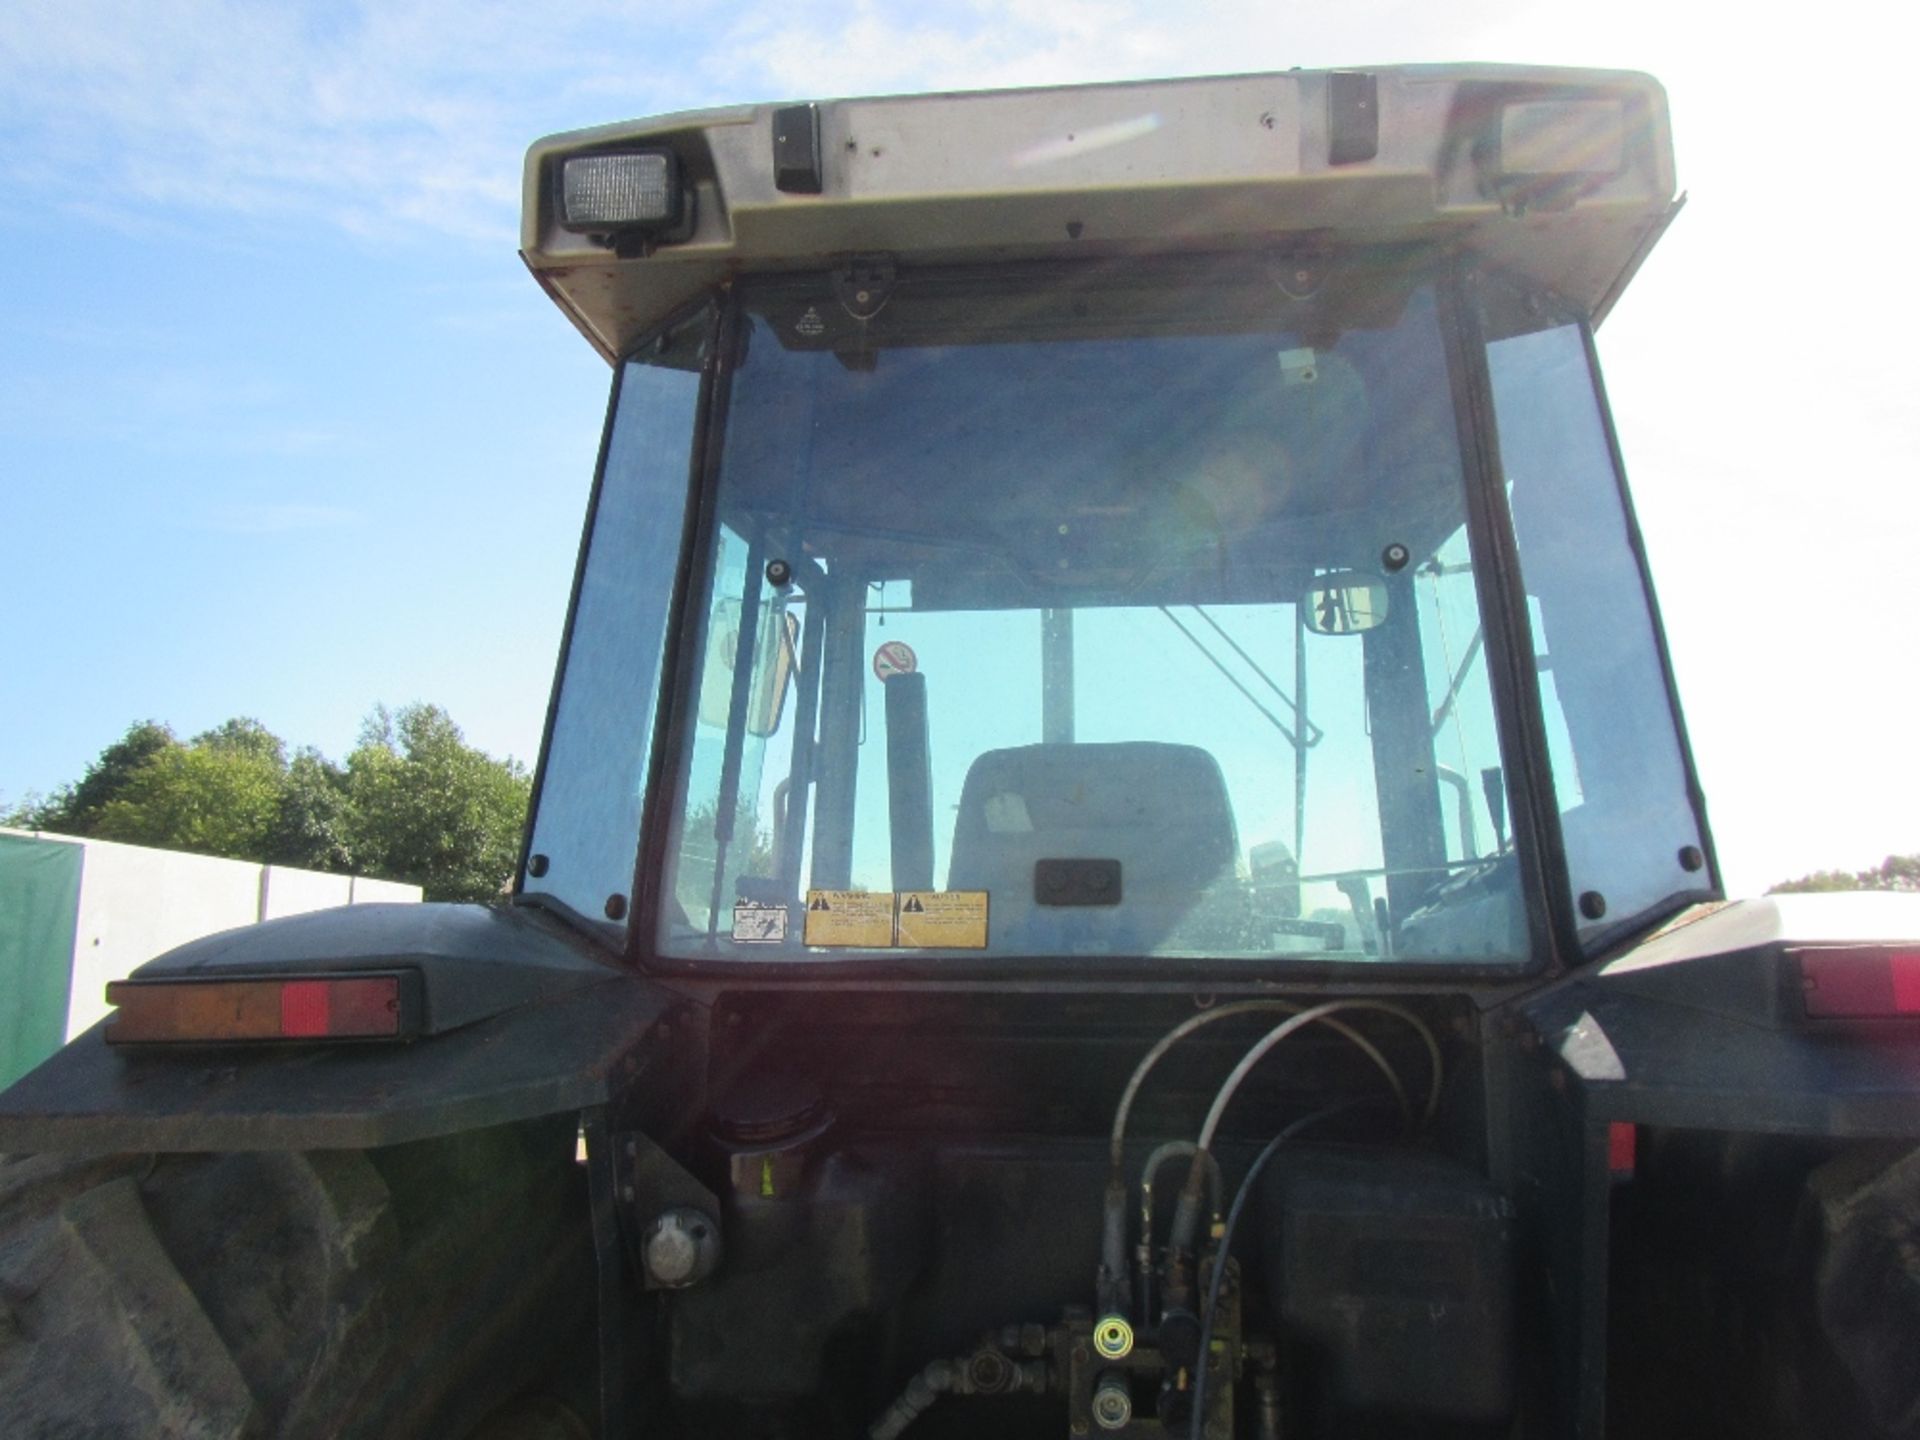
1433, 766, 1480, 860
704, 536, 769, 937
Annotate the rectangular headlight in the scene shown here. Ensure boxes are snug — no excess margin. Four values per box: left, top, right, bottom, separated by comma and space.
560, 150, 682, 231
1498, 99, 1626, 177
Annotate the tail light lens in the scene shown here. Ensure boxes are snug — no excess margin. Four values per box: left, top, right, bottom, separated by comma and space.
1794, 947, 1920, 1020
105, 972, 419, 1044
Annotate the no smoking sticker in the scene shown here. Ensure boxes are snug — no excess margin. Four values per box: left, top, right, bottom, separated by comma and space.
872, 640, 918, 682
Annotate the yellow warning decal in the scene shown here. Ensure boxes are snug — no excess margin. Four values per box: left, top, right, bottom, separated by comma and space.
895, 891, 990, 950
803, 890, 895, 948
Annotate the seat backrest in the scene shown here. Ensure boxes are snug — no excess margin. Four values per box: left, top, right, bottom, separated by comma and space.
948, 742, 1238, 952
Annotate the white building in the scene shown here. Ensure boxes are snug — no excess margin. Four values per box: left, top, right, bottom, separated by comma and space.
0, 828, 419, 1085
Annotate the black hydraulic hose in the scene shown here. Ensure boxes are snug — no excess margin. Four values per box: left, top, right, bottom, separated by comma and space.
1098, 1175, 1130, 1321
1140, 1142, 1224, 1324
1100, 999, 1430, 1309
1187, 1101, 1368, 1440
869, 1359, 956, 1440
1143, 1141, 1225, 1228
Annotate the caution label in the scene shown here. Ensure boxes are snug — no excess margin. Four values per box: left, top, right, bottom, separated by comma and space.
803, 890, 896, 948
895, 891, 990, 950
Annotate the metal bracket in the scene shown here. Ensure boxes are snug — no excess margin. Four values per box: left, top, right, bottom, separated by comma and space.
582, 1107, 636, 1440
616, 1129, 724, 1291
832, 255, 897, 321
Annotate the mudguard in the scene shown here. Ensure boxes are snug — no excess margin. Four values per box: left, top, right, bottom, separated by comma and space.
0, 901, 689, 1154
1490, 892, 1920, 1436
1521, 893, 1920, 1138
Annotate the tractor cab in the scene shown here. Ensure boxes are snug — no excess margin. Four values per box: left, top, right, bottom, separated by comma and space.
517, 71, 1712, 977
27, 67, 1920, 1440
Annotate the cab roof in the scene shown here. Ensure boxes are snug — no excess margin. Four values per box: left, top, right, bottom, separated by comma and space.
522, 64, 1677, 362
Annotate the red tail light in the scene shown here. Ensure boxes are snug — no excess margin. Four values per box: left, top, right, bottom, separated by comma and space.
1795, 947, 1920, 1020
105, 973, 417, 1044
1607, 1121, 1637, 1178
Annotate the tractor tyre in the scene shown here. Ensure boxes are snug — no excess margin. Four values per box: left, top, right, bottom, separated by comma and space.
0, 1117, 594, 1440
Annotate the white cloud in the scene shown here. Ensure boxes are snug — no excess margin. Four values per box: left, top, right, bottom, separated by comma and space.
0, 0, 728, 244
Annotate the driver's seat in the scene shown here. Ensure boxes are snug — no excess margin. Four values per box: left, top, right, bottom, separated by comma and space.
947, 742, 1238, 954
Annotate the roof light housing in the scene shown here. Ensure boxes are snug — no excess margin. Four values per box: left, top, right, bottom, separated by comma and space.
1468, 87, 1641, 210
558, 149, 692, 248
1498, 99, 1627, 179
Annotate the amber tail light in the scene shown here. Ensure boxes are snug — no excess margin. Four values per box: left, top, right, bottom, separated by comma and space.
105, 972, 420, 1044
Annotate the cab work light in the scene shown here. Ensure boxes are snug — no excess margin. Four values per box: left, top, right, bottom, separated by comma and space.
1497, 99, 1627, 179
559, 150, 683, 233
1795, 947, 1920, 1020
104, 972, 420, 1045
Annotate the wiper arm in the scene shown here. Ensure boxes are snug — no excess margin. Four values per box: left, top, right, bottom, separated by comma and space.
1157, 607, 1321, 748
1428, 625, 1485, 739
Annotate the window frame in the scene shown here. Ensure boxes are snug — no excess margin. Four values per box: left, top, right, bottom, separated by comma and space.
1455, 267, 1721, 964
512, 299, 721, 950
610, 256, 1709, 982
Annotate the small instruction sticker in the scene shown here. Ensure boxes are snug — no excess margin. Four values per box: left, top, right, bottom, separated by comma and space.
896, 891, 990, 950
731, 902, 788, 944
804, 890, 896, 947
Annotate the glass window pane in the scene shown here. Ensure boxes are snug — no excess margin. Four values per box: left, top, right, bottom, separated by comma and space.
660, 273, 1528, 965
1484, 319, 1707, 946
523, 320, 707, 930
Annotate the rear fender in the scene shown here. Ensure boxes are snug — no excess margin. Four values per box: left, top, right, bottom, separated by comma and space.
0, 902, 697, 1153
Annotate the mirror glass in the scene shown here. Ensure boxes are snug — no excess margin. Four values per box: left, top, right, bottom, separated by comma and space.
699, 600, 798, 736
1301, 572, 1388, 634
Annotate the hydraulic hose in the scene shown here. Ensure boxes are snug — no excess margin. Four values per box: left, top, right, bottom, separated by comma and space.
1100, 999, 1441, 1325
1142, 1142, 1224, 1233
1107, 1000, 1431, 1175
868, 1360, 955, 1440
1187, 1101, 1367, 1440
1149, 1000, 1441, 1258
1193, 1000, 1440, 1155
1139, 1142, 1224, 1322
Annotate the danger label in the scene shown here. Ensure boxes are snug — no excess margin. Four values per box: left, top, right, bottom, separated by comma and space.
803, 890, 895, 948
872, 640, 918, 682
895, 891, 990, 950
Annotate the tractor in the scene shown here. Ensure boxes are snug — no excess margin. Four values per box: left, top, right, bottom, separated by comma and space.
6, 65, 1920, 1440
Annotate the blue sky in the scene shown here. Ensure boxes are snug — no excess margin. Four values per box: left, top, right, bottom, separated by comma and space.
3, 0, 1916, 897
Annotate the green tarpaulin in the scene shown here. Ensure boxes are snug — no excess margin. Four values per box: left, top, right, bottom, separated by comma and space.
0, 834, 82, 1089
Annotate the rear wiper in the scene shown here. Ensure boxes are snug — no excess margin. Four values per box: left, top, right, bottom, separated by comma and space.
1157, 606, 1323, 747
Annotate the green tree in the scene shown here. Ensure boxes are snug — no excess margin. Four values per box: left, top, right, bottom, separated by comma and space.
194, 716, 288, 768
1770, 855, 1920, 895
344, 704, 530, 903
91, 740, 285, 859
17, 720, 178, 834
18, 707, 530, 904
266, 748, 356, 872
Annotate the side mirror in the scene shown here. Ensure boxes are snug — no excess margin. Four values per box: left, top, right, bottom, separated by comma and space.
1302, 571, 1389, 635
749, 611, 800, 737
699, 602, 801, 736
